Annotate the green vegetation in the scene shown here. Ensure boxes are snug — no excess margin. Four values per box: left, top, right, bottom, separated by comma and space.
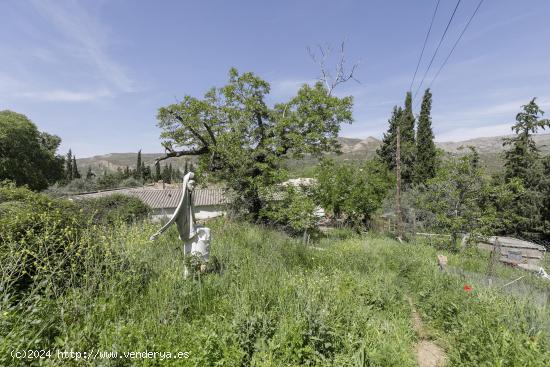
2, 187, 549, 366
500, 98, 550, 240
413, 89, 438, 185
0, 111, 65, 190
377, 92, 417, 187
74, 194, 151, 226
314, 158, 393, 229
156, 68, 353, 220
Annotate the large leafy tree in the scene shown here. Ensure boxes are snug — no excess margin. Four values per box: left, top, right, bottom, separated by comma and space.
156, 68, 353, 219
414, 89, 437, 185
414, 148, 525, 248
0, 111, 64, 191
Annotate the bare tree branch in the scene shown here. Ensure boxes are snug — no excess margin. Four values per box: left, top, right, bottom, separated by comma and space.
307, 41, 361, 95
154, 146, 209, 164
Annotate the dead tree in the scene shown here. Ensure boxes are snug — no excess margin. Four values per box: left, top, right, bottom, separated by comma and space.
307, 41, 360, 95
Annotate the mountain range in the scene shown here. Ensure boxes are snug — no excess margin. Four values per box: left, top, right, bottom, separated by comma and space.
76, 133, 550, 174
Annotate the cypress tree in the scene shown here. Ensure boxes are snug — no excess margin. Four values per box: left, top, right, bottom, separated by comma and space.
184, 160, 189, 175
72, 156, 80, 179
414, 89, 437, 185
135, 150, 142, 179
161, 164, 170, 183
400, 92, 416, 186
155, 161, 161, 181
66, 149, 73, 181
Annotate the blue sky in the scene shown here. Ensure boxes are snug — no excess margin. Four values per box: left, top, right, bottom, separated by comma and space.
1, 0, 549, 157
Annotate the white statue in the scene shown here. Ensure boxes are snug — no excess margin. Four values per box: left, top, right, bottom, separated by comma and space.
150, 172, 211, 278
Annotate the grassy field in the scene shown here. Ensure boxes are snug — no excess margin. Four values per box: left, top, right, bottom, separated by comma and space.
3, 219, 550, 366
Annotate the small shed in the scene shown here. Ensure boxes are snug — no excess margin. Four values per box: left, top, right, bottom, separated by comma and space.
477, 236, 546, 270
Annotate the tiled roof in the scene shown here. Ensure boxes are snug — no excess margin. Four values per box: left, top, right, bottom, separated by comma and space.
71, 187, 228, 209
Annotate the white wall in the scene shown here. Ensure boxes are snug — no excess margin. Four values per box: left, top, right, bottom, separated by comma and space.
151, 205, 226, 222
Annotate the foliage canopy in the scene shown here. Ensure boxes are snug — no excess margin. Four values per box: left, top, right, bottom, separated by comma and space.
0, 111, 64, 190
157, 68, 353, 219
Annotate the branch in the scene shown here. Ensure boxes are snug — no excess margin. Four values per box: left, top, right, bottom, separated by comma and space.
307, 41, 361, 95
167, 110, 211, 148
154, 146, 209, 164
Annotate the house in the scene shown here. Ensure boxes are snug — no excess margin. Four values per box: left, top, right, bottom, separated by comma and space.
70, 187, 229, 221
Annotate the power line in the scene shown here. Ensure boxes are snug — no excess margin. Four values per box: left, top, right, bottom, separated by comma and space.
409, 0, 441, 93
413, 0, 462, 102
426, 0, 485, 91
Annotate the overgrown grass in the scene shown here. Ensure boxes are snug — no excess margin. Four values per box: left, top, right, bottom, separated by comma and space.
2, 216, 550, 366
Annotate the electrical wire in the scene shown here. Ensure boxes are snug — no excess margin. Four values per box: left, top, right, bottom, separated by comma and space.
409, 0, 442, 93
413, 0, 462, 102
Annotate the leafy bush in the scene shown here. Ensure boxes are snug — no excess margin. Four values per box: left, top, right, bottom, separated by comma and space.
74, 194, 150, 226
260, 186, 318, 236
314, 158, 393, 229
0, 184, 89, 295
119, 177, 142, 187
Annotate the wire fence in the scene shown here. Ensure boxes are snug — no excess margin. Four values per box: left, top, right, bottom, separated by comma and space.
446, 266, 550, 309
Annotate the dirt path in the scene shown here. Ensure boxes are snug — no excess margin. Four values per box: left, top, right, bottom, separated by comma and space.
407, 297, 447, 367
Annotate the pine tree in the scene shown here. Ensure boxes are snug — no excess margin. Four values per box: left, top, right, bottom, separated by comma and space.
502, 98, 550, 238
504, 98, 549, 187
66, 149, 73, 181
72, 156, 81, 179
377, 106, 402, 170
377, 92, 417, 187
414, 89, 437, 185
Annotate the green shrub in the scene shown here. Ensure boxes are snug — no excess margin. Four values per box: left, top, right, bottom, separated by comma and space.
75, 194, 150, 226
0, 185, 90, 295
260, 186, 318, 237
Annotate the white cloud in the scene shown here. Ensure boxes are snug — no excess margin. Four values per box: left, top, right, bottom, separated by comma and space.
270, 78, 313, 100
30, 0, 135, 93
435, 123, 512, 142
16, 88, 113, 102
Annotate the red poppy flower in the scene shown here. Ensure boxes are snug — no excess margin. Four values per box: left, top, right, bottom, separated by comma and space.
463, 284, 473, 292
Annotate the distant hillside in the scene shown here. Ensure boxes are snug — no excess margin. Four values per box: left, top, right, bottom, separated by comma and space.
76, 153, 197, 175
337, 134, 550, 155
77, 134, 550, 175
